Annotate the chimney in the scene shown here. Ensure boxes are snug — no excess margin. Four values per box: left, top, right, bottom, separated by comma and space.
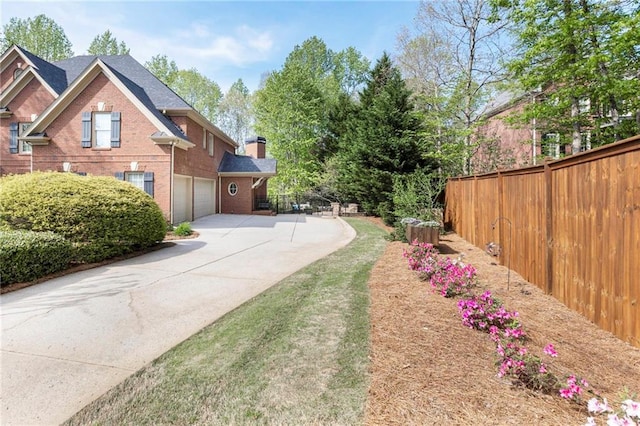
245, 136, 266, 159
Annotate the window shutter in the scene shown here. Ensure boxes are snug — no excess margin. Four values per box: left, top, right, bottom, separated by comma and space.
81, 112, 92, 148
114, 172, 125, 181
110, 112, 121, 148
9, 122, 19, 153
143, 172, 154, 196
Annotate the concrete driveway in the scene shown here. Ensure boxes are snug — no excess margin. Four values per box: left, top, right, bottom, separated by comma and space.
0, 214, 355, 425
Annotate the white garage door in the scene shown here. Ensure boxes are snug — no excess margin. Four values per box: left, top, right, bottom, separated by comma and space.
194, 178, 215, 219
173, 175, 192, 224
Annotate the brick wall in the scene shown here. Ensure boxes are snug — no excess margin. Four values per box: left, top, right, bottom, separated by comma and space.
0, 55, 23, 92
473, 103, 537, 173
1, 77, 55, 175
220, 176, 253, 214
32, 72, 173, 216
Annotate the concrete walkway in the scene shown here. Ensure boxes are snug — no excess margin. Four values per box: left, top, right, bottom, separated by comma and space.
0, 214, 355, 425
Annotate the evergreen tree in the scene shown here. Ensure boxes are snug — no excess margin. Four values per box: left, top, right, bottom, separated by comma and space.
335, 53, 436, 223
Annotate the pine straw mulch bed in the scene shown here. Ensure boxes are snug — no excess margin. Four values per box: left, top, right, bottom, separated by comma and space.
364, 230, 640, 425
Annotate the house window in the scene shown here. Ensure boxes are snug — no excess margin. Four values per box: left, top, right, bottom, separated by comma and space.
82, 111, 121, 148
202, 128, 207, 149
13, 68, 23, 79
115, 171, 154, 196
125, 172, 145, 191
578, 98, 591, 115
94, 112, 111, 148
580, 132, 591, 152
542, 133, 560, 159
228, 182, 238, 196
8, 122, 32, 154
19, 122, 32, 154
208, 132, 214, 156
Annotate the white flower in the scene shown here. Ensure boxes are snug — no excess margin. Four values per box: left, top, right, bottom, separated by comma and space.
622, 400, 640, 418
589, 397, 613, 414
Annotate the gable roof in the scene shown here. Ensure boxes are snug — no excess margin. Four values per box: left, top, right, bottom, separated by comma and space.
218, 151, 277, 176
0, 66, 57, 106
53, 55, 192, 110
21, 57, 193, 149
3, 45, 238, 149
18, 47, 69, 95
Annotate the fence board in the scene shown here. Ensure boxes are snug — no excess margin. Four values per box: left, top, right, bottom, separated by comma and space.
445, 135, 640, 347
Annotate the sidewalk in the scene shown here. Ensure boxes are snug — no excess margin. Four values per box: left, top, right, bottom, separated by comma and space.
0, 214, 355, 425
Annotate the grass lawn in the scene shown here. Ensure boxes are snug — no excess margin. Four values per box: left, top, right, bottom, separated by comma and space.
65, 218, 388, 425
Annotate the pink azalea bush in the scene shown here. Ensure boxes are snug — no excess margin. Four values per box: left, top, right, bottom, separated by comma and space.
429, 257, 477, 297
403, 240, 476, 297
402, 239, 636, 412
457, 291, 524, 339
403, 241, 439, 277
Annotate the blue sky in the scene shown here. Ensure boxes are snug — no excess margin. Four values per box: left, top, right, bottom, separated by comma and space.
1, 1, 421, 92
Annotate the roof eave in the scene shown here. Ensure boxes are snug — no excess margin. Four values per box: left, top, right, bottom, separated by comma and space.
19, 134, 51, 145
150, 134, 195, 150
218, 171, 277, 177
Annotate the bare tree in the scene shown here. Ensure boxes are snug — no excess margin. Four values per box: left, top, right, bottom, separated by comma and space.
397, 0, 512, 173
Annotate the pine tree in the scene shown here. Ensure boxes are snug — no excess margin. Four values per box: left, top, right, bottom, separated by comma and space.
336, 53, 436, 223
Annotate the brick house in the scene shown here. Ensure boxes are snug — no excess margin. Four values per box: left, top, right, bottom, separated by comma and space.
472, 87, 638, 173
0, 45, 276, 223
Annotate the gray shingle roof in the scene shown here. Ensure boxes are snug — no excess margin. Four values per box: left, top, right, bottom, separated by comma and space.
51, 55, 189, 139
218, 151, 277, 175
53, 55, 191, 110
16, 46, 68, 94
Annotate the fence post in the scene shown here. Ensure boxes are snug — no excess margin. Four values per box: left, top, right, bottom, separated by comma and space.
497, 170, 504, 266
544, 161, 553, 295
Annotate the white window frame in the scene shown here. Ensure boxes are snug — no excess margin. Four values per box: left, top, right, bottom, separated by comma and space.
543, 133, 560, 159
578, 98, 591, 114
125, 172, 145, 191
228, 182, 238, 196
208, 132, 214, 157
94, 112, 111, 148
18, 122, 32, 154
580, 131, 591, 152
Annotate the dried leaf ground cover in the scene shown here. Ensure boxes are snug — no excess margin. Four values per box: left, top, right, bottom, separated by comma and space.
365, 232, 640, 425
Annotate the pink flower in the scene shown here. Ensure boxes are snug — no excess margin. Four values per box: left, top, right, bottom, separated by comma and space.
560, 388, 573, 399
543, 343, 558, 358
539, 363, 547, 374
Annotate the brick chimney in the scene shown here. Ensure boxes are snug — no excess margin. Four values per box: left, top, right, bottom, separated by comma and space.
245, 136, 266, 159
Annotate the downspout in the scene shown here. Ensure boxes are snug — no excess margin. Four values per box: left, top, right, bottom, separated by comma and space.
170, 141, 175, 225
218, 175, 222, 214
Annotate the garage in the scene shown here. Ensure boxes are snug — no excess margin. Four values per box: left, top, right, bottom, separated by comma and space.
194, 178, 215, 219
173, 174, 192, 224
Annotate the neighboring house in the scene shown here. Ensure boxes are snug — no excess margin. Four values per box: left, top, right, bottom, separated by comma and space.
0, 45, 276, 223
472, 91, 535, 173
473, 87, 638, 173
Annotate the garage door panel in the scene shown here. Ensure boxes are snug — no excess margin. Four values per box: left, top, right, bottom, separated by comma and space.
194, 178, 215, 219
173, 175, 192, 224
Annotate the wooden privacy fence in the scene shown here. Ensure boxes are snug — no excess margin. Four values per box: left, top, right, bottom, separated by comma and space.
445, 134, 640, 347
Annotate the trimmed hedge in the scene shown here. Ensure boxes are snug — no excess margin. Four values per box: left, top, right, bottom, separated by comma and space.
0, 230, 71, 286
0, 172, 166, 263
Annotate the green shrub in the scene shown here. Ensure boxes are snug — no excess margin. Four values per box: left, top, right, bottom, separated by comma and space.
0, 172, 166, 263
0, 230, 72, 286
173, 222, 192, 236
